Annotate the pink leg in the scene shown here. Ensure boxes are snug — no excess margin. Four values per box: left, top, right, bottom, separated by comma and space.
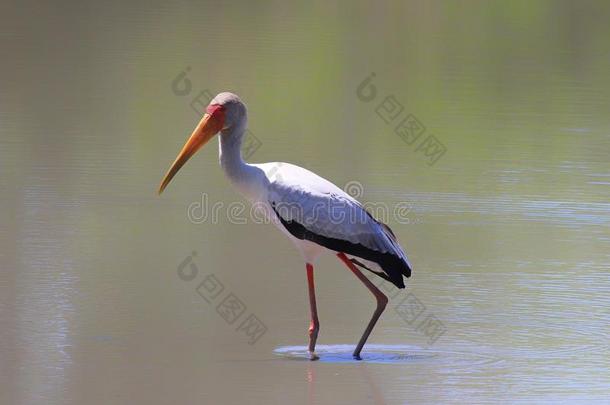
306, 263, 320, 360
337, 253, 388, 360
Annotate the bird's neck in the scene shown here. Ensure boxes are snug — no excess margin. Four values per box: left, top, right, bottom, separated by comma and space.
218, 124, 259, 198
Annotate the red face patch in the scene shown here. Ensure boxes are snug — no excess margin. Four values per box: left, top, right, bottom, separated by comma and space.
206, 104, 225, 115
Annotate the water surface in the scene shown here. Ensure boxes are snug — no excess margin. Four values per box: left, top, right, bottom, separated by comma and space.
1, 1, 609, 404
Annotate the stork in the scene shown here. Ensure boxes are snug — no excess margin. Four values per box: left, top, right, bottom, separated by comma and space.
158, 92, 412, 360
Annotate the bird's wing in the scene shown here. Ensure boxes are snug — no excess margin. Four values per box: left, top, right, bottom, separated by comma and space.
261, 162, 412, 288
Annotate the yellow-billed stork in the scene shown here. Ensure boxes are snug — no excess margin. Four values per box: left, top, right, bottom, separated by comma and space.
158, 92, 412, 360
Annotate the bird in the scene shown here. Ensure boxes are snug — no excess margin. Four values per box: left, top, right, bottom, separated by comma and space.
158, 92, 412, 360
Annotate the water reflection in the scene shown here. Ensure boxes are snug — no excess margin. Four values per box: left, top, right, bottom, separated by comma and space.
305, 358, 387, 405
15, 185, 77, 403
2, 0, 610, 403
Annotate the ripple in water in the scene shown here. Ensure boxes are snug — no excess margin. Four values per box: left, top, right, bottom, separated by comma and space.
274, 344, 502, 367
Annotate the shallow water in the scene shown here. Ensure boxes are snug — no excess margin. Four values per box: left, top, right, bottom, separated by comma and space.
1, 1, 610, 404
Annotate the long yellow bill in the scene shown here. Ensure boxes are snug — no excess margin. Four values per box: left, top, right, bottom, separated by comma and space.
158, 111, 224, 194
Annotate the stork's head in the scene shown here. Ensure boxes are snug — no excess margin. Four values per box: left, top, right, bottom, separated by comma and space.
213, 92, 247, 131
158, 92, 247, 194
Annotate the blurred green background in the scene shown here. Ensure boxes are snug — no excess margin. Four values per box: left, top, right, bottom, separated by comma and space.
1, 1, 609, 404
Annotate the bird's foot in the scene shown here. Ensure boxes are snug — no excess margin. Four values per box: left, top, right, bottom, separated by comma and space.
308, 351, 319, 361
352, 353, 362, 361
